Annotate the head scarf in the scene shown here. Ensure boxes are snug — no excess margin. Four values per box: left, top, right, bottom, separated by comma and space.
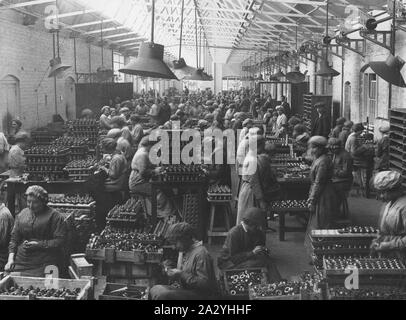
373, 171, 402, 191
379, 125, 390, 134
25, 185, 48, 203
308, 136, 328, 147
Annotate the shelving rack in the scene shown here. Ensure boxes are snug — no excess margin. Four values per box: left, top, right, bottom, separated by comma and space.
389, 108, 406, 187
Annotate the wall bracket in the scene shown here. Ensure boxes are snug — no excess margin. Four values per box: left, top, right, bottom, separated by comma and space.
336, 38, 366, 57
359, 30, 392, 51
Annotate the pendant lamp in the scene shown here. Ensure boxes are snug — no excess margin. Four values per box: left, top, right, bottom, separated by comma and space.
286, 66, 309, 83
49, 56, 71, 78
171, 0, 197, 79
185, 5, 211, 81
119, 0, 178, 80
272, 35, 285, 79
286, 26, 307, 83
96, 21, 114, 82
368, 55, 406, 88
48, 27, 71, 78
316, 0, 340, 78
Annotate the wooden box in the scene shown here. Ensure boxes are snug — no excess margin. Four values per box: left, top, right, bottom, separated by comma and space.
70, 254, 94, 278
99, 283, 149, 300
145, 250, 164, 264
0, 276, 91, 300
116, 250, 145, 264
85, 248, 105, 261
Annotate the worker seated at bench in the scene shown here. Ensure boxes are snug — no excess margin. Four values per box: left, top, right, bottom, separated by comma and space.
150, 223, 219, 300
218, 207, 281, 282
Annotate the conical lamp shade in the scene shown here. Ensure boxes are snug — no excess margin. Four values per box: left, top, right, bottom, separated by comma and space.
202, 71, 213, 81
96, 66, 114, 82
185, 68, 212, 81
369, 55, 406, 88
48, 57, 71, 78
286, 66, 306, 83
272, 69, 285, 79
119, 42, 178, 80
316, 60, 340, 77
171, 59, 197, 80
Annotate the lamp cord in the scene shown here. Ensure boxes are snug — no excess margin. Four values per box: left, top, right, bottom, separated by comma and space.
151, 0, 155, 43
179, 0, 184, 59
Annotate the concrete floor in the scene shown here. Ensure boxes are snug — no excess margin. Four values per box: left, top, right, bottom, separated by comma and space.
207, 194, 382, 281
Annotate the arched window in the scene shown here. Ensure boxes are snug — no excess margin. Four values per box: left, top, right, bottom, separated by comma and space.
0, 75, 21, 134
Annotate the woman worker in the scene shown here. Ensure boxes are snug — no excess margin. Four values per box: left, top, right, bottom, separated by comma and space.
305, 136, 339, 249
237, 135, 280, 225
0, 182, 14, 270
371, 171, 406, 262
98, 138, 128, 230
5, 186, 67, 277
328, 138, 353, 220
150, 222, 218, 300
129, 136, 175, 218
100, 106, 112, 131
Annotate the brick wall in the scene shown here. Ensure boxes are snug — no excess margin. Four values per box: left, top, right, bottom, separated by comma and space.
0, 10, 113, 132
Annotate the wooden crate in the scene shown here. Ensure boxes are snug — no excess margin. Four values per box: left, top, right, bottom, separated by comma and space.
0, 276, 91, 300
116, 250, 145, 264
145, 250, 163, 264
85, 248, 105, 261
248, 287, 301, 300
99, 283, 149, 300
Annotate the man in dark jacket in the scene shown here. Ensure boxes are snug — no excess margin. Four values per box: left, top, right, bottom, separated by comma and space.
218, 208, 281, 282
150, 223, 218, 300
311, 102, 331, 138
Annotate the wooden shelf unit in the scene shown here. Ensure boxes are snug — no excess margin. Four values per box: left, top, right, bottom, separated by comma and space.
389, 108, 406, 187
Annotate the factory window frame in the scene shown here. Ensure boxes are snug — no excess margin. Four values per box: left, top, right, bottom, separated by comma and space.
367, 73, 378, 122
113, 52, 125, 83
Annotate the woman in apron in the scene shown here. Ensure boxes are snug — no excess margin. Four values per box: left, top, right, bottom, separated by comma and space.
305, 136, 340, 252
371, 171, 406, 263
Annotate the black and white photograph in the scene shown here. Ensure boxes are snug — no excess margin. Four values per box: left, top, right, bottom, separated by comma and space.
0, 0, 405, 310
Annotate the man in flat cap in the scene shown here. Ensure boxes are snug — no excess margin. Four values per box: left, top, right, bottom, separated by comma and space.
311, 102, 331, 138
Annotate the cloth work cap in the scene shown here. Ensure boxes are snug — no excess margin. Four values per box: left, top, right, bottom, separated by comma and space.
243, 119, 253, 127
288, 116, 301, 126
379, 125, 390, 134
336, 117, 346, 126
353, 123, 365, 133
243, 207, 266, 228
308, 136, 328, 147
166, 222, 195, 242
25, 185, 48, 203
276, 105, 284, 111
107, 129, 122, 139
101, 106, 110, 113
101, 138, 117, 152
120, 107, 130, 113
328, 138, 342, 147
294, 124, 307, 134
343, 121, 354, 129
373, 171, 402, 191
314, 102, 325, 109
